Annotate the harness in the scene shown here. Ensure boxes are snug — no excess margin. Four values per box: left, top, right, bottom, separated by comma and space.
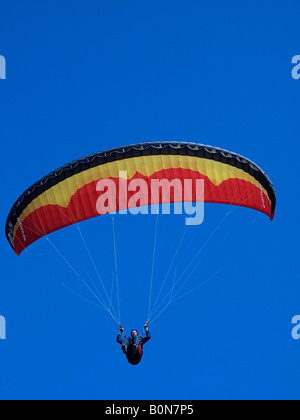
119, 321, 149, 363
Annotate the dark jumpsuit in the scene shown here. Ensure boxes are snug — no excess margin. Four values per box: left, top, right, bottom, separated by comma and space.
117, 330, 151, 365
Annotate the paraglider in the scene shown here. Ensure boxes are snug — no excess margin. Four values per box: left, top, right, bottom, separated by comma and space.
5, 141, 276, 365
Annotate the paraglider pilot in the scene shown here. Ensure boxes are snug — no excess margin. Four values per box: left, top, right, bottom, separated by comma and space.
117, 321, 151, 365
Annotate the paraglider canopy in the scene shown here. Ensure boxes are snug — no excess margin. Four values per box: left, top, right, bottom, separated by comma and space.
5, 142, 276, 255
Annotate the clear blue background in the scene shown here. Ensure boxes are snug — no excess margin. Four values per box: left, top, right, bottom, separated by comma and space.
0, 0, 299, 400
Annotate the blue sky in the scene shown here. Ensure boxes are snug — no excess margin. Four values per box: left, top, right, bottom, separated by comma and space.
0, 0, 300, 400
